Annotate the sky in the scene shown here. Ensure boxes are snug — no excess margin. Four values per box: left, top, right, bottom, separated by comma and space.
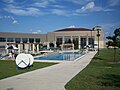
0, 0, 120, 37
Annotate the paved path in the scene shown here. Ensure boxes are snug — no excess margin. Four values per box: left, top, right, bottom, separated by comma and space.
0, 51, 97, 90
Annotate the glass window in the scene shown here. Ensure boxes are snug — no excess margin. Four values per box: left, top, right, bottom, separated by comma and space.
22, 38, 28, 43
88, 37, 94, 48
29, 38, 34, 43
56, 37, 62, 47
35, 38, 40, 43
73, 37, 79, 49
0, 37, 6, 42
64, 37, 71, 44
7, 38, 14, 42
81, 37, 86, 48
15, 38, 21, 43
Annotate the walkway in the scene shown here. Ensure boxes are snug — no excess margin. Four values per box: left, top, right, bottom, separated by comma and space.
0, 51, 97, 90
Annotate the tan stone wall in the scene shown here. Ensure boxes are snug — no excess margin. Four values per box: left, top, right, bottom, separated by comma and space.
47, 32, 55, 42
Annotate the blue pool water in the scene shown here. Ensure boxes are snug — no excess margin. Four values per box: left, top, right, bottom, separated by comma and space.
34, 51, 85, 61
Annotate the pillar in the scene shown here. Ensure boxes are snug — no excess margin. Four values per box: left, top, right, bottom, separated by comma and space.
37, 44, 39, 53
72, 44, 74, 50
20, 44, 23, 53
53, 41, 56, 48
18, 44, 21, 54
62, 36, 64, 44
47, 42, 50, 49
5, 44, 9, 54
86, 35, 88, 46
78, 36, 81, 49
25, 44, 29, 53
32, 44, 35, 53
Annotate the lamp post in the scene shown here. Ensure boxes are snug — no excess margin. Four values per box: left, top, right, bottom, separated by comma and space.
97, 30, 100, 55
91, 29, 93, 48
93, 26, 102, 55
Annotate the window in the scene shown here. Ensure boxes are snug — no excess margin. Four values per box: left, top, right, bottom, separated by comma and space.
64, 37, 71, 44
0, 46, 5, 48
81, 37, 86, 48
22, 38, 28, 43
15, 38, 21, 43
88, 37, 94, 48
56, 37, 62, 47
73, 37, 79, 49
35, 38, 40, 43
7, 38, 14, 42
0, 37, 6, 42
29, 38, 34, 43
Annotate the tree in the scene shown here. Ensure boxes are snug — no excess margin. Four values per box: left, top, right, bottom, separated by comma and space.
114, 28, 120, 48
106, 28, 120, 62
49, 43, 54, 49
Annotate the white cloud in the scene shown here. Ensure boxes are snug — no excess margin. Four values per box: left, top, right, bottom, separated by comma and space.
4, 5, 43, 16
32, 1, 49, 8
65, 0, 93, 5
76, 2, 113, 13
81, 2, 95, 12
52, 5, 65, 8
51, 9, 67, 15
32, 30, 42, 34
0, 15, 18, 24
12, 20, 18, 24
68, 25, 76, 28
3, 0, 14, 3
109, 0, 120, 6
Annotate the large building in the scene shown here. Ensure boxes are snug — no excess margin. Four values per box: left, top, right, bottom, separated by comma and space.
0, 27, 104, 54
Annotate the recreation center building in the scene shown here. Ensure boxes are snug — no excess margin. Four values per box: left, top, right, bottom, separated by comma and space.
0, 27, 105, 54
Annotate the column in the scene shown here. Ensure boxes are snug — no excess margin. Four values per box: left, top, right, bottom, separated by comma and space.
78, 36, 81, 49
25, 44, 28, 53
37, 44, 39, 53
5, 44, 9, 54
86, 34, 88, 46
29, 44, 31, 51
32, 44, 35, 53
47, 42, 50, 49
18, 44, 21, 54
20, 44, 23, 53
72, 44, 74, 50
62, 36, 64, 44
54, 41, 56, 48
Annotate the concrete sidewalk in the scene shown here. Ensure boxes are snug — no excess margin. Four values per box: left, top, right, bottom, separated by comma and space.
0, 51, 97, 90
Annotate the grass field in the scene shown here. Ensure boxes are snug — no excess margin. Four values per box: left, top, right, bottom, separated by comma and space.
0, 60, 56, 80
65, 49, 120, 90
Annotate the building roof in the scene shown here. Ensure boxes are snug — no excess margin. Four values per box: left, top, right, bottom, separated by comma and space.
54, 28, 92, 32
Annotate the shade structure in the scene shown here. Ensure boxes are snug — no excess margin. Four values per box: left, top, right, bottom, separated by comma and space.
7, 45, 18, 50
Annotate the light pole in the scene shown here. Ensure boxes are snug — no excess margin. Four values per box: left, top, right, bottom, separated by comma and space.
97, 30, 100, 55
91, 29, 93, 48
93, 26, 102, 55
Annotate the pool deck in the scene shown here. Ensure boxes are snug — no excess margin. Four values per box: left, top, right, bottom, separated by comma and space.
0, 51, 97, 90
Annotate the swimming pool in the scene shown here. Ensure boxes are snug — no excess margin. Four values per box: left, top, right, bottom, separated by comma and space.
34, 51, 86, 61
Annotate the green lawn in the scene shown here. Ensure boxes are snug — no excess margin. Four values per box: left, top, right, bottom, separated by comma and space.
0, 60, 56, 80
65, 49, 120, 90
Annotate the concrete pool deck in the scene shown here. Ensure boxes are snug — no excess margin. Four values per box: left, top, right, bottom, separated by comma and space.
0, 51, 97, 90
